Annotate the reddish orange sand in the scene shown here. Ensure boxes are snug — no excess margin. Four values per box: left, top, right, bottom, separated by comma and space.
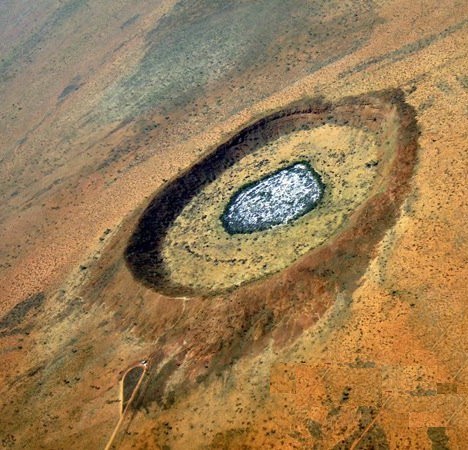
0, 0, 466, 448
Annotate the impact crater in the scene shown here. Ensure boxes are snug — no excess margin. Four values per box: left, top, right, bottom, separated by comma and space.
125, 90, 418, 296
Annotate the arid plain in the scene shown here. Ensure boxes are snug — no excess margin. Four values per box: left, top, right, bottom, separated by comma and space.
0, 0, 467, 449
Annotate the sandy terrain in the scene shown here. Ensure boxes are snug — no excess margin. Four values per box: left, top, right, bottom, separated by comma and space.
0, 0, 467, 448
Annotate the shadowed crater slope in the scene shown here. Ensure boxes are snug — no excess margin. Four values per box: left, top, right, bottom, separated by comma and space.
125, 89, 418, 296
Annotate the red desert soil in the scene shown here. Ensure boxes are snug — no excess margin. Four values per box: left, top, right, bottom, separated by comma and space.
0, 0, 467, 449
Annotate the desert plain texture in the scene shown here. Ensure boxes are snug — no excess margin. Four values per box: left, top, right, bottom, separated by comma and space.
0, 0, 467, 449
